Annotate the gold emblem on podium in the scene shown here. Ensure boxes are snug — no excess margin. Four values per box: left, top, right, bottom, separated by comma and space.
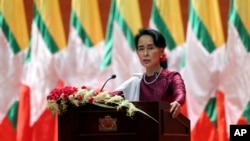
99, 115, 117, 131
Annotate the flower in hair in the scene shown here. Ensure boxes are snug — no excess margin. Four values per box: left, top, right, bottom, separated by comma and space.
160, 53, 167, 62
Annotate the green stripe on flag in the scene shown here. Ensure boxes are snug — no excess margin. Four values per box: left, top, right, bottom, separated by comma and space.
70, 10, 93, 47
205, 98, 217, 127
151, 1, 176, 51
189, 2, 216, 53
34, 6, 59, 54
24, 44, 31, 64
100, 0, 115, 70
179, 44, 187, 69
114, 10, 135, 50
229, 1, 250, 52
0, 13, 21, 54
243, 101, 250, 123
7, 101, 19, 130
101, 0, 135, 70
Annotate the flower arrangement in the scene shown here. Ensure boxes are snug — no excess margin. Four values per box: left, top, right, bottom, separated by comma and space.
46, 86, 157, 122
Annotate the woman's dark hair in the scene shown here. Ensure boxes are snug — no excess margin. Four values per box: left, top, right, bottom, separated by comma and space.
134, 28, 166, 49
134, 28, 168, 68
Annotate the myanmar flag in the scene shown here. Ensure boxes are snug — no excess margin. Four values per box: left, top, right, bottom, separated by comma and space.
149, 0, 185, 71
219, 0, 250, 139
17, 0, 66, 141
181, 0, 225, 141
0, 0, 29, 140
101, 0, 143, 90
60, 0, 104, 89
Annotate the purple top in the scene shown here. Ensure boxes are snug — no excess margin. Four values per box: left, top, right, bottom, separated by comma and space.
140, 69, 186, 105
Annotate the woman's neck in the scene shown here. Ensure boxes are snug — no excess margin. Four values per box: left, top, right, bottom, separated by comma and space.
145, 67, 162, 76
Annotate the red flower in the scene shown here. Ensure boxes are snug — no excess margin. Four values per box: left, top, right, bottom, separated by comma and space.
47, 88, 62, 100
88, 97, 94, 103
62, 86, 77, 95
62, 93, 69, 100
94, 89, 100, 96
108, 91, 123, 96
47, 86, 78, 101
81, 85, 87, 89
77, 95, 83, 101
160, 53, 167, 62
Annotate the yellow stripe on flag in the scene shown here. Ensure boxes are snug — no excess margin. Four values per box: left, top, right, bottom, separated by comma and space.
116, 0, 142, 36
191, 0, 224, 47
155, 0, 184, 45
72, 0, 103, 44
234, 0, 250, 34
34, 0, 66, 49
1, 0, 29, 50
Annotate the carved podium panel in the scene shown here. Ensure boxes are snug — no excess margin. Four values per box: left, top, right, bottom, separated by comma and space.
58, 101, 190, 141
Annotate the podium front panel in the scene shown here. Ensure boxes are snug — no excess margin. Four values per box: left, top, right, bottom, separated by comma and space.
58, 102, 190, 141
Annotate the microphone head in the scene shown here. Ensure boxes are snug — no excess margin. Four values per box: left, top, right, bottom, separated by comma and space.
100, 74, 117, 92
111, 74, 116, 79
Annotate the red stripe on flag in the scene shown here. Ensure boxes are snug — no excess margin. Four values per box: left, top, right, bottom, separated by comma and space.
216, 91, 229, 141
31, 109, 57, 141
191, 111, 218, 141
0, 116, 16, 141
181, 99, 188, 117
17, 84, 31, 141
17, 84, 59, 141
237, 116, 248, 125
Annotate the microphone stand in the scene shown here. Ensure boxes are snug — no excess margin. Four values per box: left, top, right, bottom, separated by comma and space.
100, 74, 116, 92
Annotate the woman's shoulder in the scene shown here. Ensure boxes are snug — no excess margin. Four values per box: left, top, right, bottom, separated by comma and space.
160, 69, 183, 82
161, 69, 180, 76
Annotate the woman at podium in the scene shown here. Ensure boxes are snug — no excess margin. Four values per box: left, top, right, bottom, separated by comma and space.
114, 28, 186, 118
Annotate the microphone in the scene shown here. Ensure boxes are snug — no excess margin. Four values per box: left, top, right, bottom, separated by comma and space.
154, 72, 159, 101
100, 74, 116, 92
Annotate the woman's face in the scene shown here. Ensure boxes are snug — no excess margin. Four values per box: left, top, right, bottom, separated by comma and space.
136, 35, 164, 70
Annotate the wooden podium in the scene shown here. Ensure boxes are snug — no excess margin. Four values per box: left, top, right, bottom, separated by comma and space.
58, 101, 190, 141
